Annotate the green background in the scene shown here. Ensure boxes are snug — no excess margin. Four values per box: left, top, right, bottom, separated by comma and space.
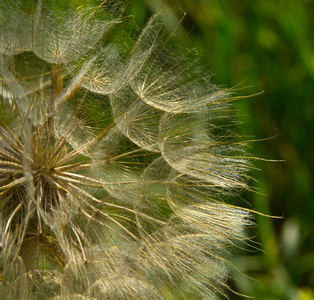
128, 0, 314, 299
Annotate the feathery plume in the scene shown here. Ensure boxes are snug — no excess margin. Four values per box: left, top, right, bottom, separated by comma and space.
0, 1, 254, 299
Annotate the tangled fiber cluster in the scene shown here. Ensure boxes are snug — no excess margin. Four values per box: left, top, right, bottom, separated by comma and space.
0, 1, 254, 299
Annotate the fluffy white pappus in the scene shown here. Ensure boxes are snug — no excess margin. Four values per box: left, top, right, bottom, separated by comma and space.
0, 1, 255, 299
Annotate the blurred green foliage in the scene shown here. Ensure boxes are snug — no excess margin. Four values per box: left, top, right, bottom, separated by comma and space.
129, 0, 314, 299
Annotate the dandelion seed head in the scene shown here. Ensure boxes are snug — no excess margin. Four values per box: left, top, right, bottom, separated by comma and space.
1, 1, 255, 299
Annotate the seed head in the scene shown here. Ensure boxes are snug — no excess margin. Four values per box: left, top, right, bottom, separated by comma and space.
0, 1, 254, 299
